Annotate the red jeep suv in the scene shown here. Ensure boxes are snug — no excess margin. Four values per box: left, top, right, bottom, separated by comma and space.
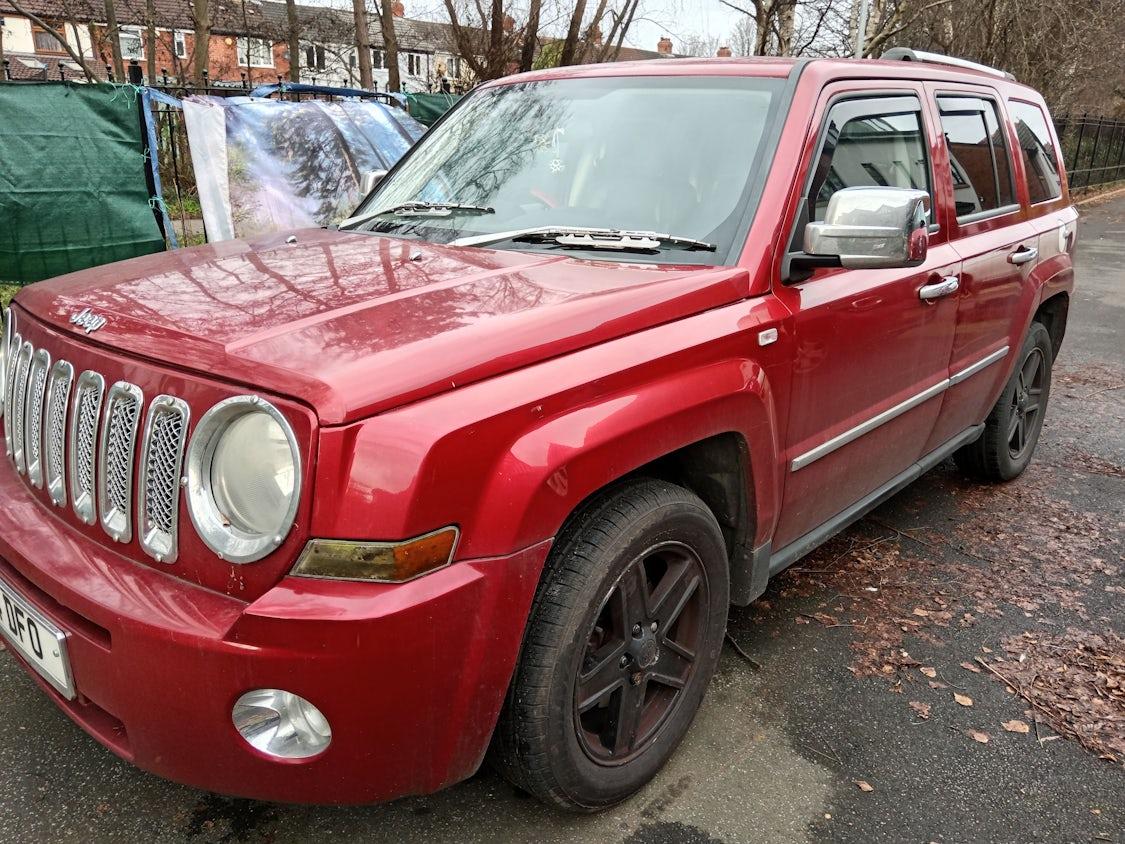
0, 51, 1076, 811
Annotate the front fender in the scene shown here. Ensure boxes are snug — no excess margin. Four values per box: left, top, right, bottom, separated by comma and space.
310, 297, 791, 562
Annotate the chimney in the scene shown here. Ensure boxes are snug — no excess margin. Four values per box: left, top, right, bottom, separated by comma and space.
392, 0, 405, 16
716, 45, 732, 57
503, 14, 515, 32
588, 23, 603, 46
657, 36, 673, 55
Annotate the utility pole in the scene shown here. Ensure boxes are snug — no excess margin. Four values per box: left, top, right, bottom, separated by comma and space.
854, 0, 869, 58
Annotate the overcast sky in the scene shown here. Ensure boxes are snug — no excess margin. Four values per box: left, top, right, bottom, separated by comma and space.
306, 0, 748, 56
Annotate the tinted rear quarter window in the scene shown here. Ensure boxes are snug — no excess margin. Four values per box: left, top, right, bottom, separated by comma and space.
1009, 100, 1063, 204
937, 96, 1016, 219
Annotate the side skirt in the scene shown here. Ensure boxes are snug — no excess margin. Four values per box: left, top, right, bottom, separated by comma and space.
734, 424, 984, 603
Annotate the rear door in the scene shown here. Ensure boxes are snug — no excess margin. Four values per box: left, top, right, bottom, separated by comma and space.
772, 86, 960, 550
923, 85, 1040, 449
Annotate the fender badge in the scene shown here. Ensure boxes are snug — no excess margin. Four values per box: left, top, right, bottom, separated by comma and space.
69, 308, 107, 334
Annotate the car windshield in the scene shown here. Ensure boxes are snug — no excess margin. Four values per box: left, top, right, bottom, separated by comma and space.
343, 75, 785, 264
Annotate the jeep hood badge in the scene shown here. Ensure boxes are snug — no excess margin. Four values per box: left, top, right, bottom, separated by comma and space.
69, 307, 107, 334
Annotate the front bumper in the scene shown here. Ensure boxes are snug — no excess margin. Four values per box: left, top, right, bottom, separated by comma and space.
0, 464, 549, 804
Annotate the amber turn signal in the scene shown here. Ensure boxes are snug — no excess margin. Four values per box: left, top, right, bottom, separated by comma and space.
291, 527, 460, 583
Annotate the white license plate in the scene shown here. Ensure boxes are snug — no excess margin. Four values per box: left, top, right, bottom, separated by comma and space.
0, 575, 75, 700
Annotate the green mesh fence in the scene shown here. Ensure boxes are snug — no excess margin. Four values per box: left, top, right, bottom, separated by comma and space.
0, 82, 165, 284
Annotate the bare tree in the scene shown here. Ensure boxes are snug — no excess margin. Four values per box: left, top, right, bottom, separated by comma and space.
189, 0, 211, 83
2, 0, 98, 79
559, 0, 589, 64
102, 0, 124, 78
285, 0, 300, 82
352, 0, 373, 88
518, 0, 542, 71
144, 0, 156, 81
377, 0, 400, 91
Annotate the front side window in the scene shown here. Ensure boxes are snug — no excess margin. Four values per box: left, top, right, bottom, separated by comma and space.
347, 76, 784, 265
937, 96, 1016, 219
808, 96, 932, 223
173, 30, 187, 59
33, 26, 66, 54
1009, 101, 1062, 204
372, 48, 385, 69
236, 37, 274, 68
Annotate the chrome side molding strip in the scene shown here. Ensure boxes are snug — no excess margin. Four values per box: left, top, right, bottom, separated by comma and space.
791, 345, 1010, 472
949, 345, 1009, 385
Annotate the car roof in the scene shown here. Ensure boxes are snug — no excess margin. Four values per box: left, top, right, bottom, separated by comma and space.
485, 56, 1044, 101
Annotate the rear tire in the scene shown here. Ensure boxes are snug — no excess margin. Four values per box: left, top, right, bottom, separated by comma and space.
491, 478, 729, 812
954, 321, 1053, 482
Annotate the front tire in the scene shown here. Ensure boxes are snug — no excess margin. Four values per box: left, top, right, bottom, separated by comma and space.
954, 321, 1053, 482
492, 478, 729, 812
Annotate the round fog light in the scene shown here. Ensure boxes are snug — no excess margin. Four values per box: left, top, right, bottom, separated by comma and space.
232, 689, 332, 760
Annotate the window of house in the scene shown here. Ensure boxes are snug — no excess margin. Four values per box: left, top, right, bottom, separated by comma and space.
937, 96, 1017, 219
807, 96, 933, 223
305, 44, 326, 71
372, 48, 385, 69
1009, 100, 1063, 204
237, 37, 274, 68
349, 51, 357, 69
119, 26, 144, 61
173, 30, 188, 59
450, 56, 461, 78
405, 52, 425, 76
33, 26, 67, 54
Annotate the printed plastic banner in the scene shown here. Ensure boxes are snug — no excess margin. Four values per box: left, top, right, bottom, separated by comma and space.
182, 96, 424, 242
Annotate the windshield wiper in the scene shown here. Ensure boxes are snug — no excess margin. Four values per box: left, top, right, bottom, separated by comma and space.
340, 201, 494, 229
450, 226, 717, 253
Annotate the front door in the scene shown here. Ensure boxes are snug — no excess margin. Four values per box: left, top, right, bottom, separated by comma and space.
772, 87, 960, 550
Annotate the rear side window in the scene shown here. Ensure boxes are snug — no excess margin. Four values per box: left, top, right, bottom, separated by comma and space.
808, 96, 933, 222
937, 96, 1016, 220
1009, 101, 1063, 204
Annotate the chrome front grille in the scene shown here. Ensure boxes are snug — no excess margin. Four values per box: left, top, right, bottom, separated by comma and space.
44, 361, 74, 507
5, 333, 196, 562
138, 397, 190, 563
98, 382, 144, 543
69, 371, 105, 526
24, 348, 51, 488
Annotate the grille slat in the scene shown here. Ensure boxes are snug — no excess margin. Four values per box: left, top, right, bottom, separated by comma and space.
69, 371, 105, 526
138, 396, 190, 563
44, 361, 74, 507
3, 330, 22, 457
10, 341, 33, 474
0, 308, 13, 424
98, 382, 143, 543
24, 349, 51, 488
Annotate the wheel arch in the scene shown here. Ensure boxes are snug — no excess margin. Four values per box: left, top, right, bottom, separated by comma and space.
1033, 290, 1069, 361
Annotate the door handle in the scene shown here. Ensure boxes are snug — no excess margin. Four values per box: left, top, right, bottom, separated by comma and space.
1008, 245, 1039, 265
919, 275, 960, 301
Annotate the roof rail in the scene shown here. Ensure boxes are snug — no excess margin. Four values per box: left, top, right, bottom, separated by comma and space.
880, 48, 1015, 81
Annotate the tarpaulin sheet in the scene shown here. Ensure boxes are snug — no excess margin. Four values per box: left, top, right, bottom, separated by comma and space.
0, 82, 165, 283
406, 92, 460, 127
182, 96, 424, 242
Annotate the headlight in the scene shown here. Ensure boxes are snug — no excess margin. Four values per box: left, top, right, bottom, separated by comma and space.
186, 396, 301, 563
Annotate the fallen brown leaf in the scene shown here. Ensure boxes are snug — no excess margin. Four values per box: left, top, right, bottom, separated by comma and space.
910, 701, 932, 720
969, 730, 990, 744
920, 666, 937, 678
854, 780, 874, 792
960, 661, 982, 673
954, 693, 973, 707
1002, 719, 1031, 734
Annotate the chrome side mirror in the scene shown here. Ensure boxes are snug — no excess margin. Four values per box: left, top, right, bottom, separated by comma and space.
803, 187, 930, 269
359, 170, 388, 195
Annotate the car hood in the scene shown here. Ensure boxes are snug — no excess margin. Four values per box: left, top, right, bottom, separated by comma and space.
15, 229, 749, 424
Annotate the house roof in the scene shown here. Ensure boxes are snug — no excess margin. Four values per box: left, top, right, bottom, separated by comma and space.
2, 49, 105, 79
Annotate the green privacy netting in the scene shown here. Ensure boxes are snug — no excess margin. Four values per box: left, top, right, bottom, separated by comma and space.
406, 92, 461, 127
0, 82, 165, 284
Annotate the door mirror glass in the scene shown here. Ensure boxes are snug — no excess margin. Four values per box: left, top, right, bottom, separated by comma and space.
803, 187, 930, 269
359, 170, 388, 195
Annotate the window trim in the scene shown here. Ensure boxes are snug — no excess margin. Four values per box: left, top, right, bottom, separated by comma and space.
935, 92, 1020, 224
118, 25, 145, 61
785, 90, 940, 271
172, 29, 188, 60
1008, 98, 1064, 207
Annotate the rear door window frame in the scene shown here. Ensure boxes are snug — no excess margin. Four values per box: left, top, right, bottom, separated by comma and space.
934, 90, 1020, 225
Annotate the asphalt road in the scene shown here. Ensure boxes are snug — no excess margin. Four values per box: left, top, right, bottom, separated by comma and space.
2, 195, 1123, 843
